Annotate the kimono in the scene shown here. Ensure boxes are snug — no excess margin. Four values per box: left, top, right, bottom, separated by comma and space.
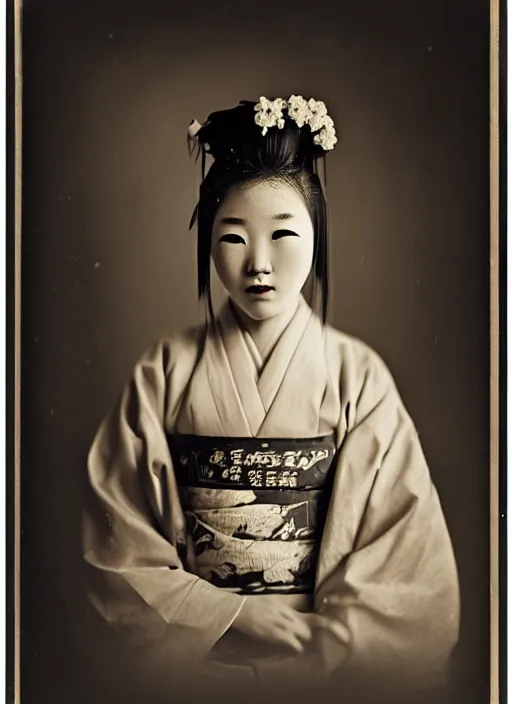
83, 296, 459, 699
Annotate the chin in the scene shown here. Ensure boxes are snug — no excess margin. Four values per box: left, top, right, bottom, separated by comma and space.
244, 309, 278, 322
235, 298, 294, 322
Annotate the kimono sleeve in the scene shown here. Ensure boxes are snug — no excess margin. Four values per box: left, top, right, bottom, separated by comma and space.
316, 353, 460, 689
82, 340, 245, 664
253, 350, 460, 694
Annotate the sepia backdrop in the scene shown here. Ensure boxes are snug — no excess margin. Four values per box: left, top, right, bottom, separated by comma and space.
21, 0, 490, 701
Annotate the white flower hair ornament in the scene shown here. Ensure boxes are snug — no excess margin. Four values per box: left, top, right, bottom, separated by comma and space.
254, 95, 338, 151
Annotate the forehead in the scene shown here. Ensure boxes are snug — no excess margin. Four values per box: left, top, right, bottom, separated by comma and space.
215, 180, 309, 220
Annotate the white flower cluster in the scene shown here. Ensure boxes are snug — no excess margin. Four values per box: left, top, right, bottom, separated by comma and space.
254, 97, 287, 135
254, 95, 338, 151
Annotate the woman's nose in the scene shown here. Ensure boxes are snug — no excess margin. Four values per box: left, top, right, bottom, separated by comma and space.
246, 245, 272, 276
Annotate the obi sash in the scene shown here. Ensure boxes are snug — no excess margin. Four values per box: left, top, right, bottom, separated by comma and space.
168, 434, 337, 596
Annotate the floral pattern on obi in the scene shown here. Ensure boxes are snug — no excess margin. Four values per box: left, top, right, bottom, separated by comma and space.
169, 435, 336, 595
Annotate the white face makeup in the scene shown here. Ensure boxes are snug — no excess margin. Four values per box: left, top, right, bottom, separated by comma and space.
212, 180, 315, 322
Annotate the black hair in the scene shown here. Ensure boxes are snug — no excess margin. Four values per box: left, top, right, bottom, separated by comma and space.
188, 99, 331, 323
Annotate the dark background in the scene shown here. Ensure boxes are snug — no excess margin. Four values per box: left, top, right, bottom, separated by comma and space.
21, 0, 491, 702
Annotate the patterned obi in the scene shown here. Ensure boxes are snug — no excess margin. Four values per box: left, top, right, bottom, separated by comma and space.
168, 434, 337, 596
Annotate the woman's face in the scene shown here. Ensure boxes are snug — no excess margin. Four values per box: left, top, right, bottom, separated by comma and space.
211, 179, 315, 322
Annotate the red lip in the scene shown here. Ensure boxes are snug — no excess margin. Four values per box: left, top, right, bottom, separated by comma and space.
246, 286, 274, 295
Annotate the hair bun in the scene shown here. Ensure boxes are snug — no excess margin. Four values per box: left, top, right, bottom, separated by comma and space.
191, 99, 331, 173
197, 102, 270, 164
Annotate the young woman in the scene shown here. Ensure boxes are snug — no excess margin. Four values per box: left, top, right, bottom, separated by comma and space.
83, 96, 459, 698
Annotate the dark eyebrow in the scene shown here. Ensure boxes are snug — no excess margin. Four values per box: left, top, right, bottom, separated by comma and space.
272, 213, 295, 220
219, 216, 246, 225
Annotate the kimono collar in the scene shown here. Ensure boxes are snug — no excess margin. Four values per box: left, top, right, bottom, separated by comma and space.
192, 295, 329, 438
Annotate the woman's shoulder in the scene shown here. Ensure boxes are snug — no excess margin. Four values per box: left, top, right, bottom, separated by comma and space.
136, 323, 207, 374
159, 323, 206, 355
324, 323, 389, 369
323, 323, 396, 393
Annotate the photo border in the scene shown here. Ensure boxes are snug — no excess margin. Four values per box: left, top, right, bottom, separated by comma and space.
10, 1, 504, 701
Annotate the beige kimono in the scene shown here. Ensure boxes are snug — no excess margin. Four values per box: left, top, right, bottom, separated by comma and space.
83, 297, 459, 696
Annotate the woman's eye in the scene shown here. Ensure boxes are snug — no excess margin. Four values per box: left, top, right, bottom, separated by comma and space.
272, 229, 300, 240
219, 234, 246, 244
